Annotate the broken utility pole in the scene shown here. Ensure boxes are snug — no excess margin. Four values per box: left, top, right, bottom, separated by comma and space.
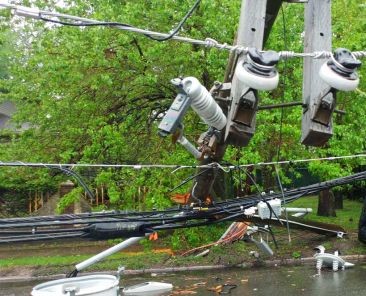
191, 0, 283, 202
301, 0, 334, 146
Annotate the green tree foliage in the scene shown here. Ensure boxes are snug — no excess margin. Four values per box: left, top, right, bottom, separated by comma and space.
0, 0, 365, 212
226, 1, 366, 186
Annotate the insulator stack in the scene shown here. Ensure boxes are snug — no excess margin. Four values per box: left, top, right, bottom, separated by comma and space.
181, 77, 227, 130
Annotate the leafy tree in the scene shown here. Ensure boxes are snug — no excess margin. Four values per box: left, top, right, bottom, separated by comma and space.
0, 0, 365, 213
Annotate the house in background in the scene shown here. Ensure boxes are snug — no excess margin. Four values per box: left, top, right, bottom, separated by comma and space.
0, 101, 16, 130
0, 101, 30, 132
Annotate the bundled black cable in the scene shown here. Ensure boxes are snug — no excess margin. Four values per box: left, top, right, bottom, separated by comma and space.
1, 170, 366, 243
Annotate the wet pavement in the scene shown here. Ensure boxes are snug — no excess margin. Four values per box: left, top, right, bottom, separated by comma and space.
1, 264, 366, 295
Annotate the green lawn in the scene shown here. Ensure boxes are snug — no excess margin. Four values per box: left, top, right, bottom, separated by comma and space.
0, 252, 169, 270
288, 196, 363, 231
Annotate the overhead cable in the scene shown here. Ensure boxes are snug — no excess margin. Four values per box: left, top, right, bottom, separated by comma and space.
145, 0, 202, 42
0, 2, 365, 60
1, 169, 365, 243
0, 154, 365, 171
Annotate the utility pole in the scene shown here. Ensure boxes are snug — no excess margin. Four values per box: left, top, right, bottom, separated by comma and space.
225, 0, 282, 147
170, 0, 345, 202
191, 0, 283, 202
301, 0, 334, 146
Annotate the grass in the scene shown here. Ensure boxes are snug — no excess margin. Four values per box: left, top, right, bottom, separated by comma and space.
287, 196, 362, 230
1, 197, 365, 275
0, 251, 169, 270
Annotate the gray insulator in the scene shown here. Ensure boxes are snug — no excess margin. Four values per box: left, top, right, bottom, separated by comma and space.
182, 77, 227, 130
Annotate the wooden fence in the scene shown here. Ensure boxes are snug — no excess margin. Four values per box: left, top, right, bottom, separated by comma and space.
85, 186, 148, 210
28, 191, 51, 213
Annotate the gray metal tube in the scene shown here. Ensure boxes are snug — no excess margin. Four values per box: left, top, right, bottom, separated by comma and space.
75, 236, 144, 272
177, 136, 201, 159
283, 207, 312, 213
181, 77, 227, 130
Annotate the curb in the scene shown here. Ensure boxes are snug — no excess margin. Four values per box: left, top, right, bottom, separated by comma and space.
1, 254, 365, 284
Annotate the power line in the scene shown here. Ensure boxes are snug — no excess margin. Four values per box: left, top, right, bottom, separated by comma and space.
145, 0, 202, 42
1, 2, 365, 60
1, 168, 363, 243
277, 4, 291, 243
237, 154, 366, 169
276, 4, 288, 162
0, 153, 365, 171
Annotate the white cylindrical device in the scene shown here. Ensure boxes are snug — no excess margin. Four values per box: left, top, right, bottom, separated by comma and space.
181, 77, 227, 130
319, 62, 359, 91
234, 49, 280, 91
319, 48, 362, 92
235, 61, 279, 91
283, 207, 313, 213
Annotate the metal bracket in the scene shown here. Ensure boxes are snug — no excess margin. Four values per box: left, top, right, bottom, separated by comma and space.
197, 129, 221, 158
210, 82, 232, 98
233, 88, 258, 127
158, 88, 191, 137
312, 89, 336, 126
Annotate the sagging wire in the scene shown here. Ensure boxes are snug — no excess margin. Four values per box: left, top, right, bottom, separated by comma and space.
1, 3, 365, 60
235, 165, 283, 226
276, 4, 287, 162
4, 164, 366, 222
237, 148, 243, 195
48, 165, 95, 200
0, 153, 365, 171
2, 169, 366, 229
245, 166, 281, 248
39, 0, 202, 42
1, 169, 365, 243
145, 0, 202, 41
33, 18, 366, 59
190, 181, 201, 204
228, 163, 281, 248
0, 232, 88, 243
169, 167, 212, 192
275, 165, 291, 243
275, 3, 291, 244
6, 161, 95, 200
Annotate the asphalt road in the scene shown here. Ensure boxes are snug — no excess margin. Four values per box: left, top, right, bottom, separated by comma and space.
1, 264, 365, 295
